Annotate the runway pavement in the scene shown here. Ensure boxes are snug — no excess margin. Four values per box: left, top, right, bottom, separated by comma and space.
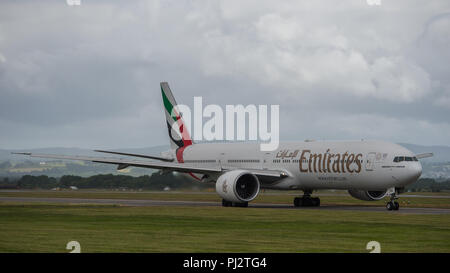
0, 196, 449, 215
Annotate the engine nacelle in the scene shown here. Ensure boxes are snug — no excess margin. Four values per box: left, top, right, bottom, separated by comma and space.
216, 170, 260, 203
348, 189, 387, 201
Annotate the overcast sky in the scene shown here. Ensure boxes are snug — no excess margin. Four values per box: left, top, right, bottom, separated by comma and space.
1, 0, 449, 149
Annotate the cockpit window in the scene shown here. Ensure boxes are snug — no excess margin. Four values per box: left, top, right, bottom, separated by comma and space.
393, 156, 417, 162
397, 156, 405, 162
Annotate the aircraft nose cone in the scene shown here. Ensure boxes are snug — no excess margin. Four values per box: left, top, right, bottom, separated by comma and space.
409, 163, 422, 181
394, 163, 422, 187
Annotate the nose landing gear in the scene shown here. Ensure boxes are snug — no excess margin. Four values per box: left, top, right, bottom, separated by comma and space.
386, 188, 400, 211
386, 201, 399, 210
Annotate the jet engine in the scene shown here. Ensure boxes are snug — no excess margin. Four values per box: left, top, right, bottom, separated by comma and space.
348, 189, 387, 201
216, 170, 260, 203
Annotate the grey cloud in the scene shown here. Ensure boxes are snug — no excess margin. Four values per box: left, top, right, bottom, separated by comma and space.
0, 0, 449, 148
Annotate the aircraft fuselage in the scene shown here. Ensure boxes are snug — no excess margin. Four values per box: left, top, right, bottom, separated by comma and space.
180, 140, 422, 191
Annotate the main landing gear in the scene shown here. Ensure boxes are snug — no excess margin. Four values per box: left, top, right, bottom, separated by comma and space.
293, 191, 320, 207
222, 199, 248, 207
386, 189, 400, 211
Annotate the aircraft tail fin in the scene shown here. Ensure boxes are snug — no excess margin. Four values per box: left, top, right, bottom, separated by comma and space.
160, 82, 193, 150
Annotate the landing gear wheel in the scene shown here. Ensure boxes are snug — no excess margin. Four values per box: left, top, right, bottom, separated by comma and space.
293, 193, 320, 207
386, 202, 394, 211
303, 198, 312, 206
222, 199, 232, 207
222, 199, 248, 207
386, 201, 399, 211
393, 201, 399, 210
312, 197, 320, 207
234, 202, 248, 207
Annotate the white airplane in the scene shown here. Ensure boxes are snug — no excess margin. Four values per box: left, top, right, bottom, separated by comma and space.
14, 82, 433, 211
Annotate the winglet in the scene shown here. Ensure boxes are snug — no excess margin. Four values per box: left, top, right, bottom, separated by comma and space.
11, 152, 32, 155
415, 153, 433, 159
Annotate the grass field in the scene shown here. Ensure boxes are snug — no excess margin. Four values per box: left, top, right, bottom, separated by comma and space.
0, 203, 449, 253
0, 190, 449, 253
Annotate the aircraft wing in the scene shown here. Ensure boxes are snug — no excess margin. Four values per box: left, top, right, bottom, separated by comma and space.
12, 153, 288, 181
13, 152, 221, 174
415, 153, 434, 159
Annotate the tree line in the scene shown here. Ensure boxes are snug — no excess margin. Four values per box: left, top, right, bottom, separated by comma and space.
405, 178, 450, 192
0, 174, 449, 192
0, 172, 209, 190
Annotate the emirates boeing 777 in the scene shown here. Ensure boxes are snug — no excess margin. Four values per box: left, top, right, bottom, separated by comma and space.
15, 82, 433, 210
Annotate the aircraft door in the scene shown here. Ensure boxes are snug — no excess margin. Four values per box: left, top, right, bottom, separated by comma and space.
262, 152, 272, 170
365, 152, 376, 171
218, 152, 226, 169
